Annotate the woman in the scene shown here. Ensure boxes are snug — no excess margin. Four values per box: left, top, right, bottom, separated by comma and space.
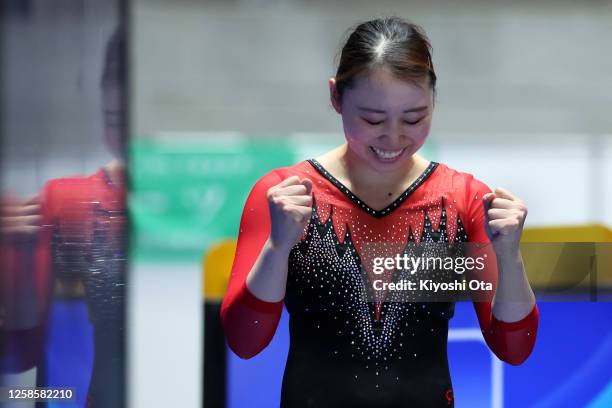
0, 27, 127, 408
221, 17, 538, 407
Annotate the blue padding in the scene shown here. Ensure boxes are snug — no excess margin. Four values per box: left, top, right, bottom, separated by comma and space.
227, 302, 612, 408
509, 302, 612, 408
227, 308, 290, 408
45, 299, 94, 408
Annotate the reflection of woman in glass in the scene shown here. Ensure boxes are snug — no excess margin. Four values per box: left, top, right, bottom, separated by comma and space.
221, 17, 538, 407
0, 28, 127, 408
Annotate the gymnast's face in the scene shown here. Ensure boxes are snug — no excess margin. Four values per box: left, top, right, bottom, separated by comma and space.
330, 66, 434, 173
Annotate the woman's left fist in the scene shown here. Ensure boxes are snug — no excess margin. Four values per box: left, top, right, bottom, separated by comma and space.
482, 187, 528, 255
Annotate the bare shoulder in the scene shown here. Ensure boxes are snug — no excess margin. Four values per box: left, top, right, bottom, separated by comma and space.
313, 145, 342, 162
412, 153, 432, 172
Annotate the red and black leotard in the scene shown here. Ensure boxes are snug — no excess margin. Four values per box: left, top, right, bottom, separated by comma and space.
45, 168, 127, 407
0, 168, 126, 407
221, 159, 538, 407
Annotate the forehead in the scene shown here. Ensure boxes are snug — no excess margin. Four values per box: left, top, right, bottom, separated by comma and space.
343, 67, 431, 110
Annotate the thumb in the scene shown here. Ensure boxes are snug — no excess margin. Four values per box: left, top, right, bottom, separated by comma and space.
482, 192, 495, 203
24, 194, 40, 206
301, 178, 313, 195
494, 186, 516, 201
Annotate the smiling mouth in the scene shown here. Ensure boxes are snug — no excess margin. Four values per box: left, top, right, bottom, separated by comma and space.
369, 146, 406, 160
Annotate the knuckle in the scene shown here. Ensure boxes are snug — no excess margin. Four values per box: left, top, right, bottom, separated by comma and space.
269, 194, 282, 206
266, 188, 276, 201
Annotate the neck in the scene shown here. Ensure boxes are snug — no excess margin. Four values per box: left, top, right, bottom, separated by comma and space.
103, 159, 125, 186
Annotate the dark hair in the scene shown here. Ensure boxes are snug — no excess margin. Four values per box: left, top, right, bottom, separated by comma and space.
334, 16, 436, 105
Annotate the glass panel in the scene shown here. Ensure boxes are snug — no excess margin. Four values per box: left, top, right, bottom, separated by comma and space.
1, 1, 129, 407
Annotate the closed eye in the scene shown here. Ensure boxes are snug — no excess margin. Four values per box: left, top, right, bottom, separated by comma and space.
363, 118, 384, 126
404, 117, 424, 125
363, 118, 424, 126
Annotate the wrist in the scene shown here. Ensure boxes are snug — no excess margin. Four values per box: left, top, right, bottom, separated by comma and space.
493, 243, 521, 261
495, 247, 524, 276
265, 238, 293, 256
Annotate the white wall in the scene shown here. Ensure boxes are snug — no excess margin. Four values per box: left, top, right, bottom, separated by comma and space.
434, 133, 612, 227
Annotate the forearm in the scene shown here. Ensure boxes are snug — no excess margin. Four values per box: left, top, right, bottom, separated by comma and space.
245, 238, 291, 303
492, 249, 536, 322
221, 239, 288, 360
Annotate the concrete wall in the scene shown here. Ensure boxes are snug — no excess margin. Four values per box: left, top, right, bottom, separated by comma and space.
133, 0, 612, 136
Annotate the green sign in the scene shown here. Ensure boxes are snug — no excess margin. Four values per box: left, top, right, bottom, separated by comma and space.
129, 135, 296, 262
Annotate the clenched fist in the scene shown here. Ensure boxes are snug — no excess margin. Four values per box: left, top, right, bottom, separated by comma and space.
483, 187, 528, 256
1, 194, 42, 240
266, 176, 313, 252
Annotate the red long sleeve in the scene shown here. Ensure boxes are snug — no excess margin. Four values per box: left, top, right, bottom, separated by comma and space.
0, 185, 55, 373
465, 175, 539, 366
220, 165, 539, 365
220, 170, 285, 359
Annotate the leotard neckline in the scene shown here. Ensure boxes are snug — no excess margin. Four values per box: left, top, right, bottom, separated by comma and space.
306, 158, 439, 218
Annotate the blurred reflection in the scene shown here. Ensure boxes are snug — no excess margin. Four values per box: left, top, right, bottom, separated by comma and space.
1, 4, 128, 408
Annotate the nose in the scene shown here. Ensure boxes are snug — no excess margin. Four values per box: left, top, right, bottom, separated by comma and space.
378, 121, 405, 146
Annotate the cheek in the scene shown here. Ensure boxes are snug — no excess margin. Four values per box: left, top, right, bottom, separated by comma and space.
411, 119, 432, 144
343, 118, 374, 144
414, 125, 430, 143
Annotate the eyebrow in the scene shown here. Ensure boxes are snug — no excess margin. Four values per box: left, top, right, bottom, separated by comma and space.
357, 106, 428, 113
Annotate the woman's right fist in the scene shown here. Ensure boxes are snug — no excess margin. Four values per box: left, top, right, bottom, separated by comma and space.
266, 176, 313, 252
1, 194, 42, 240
